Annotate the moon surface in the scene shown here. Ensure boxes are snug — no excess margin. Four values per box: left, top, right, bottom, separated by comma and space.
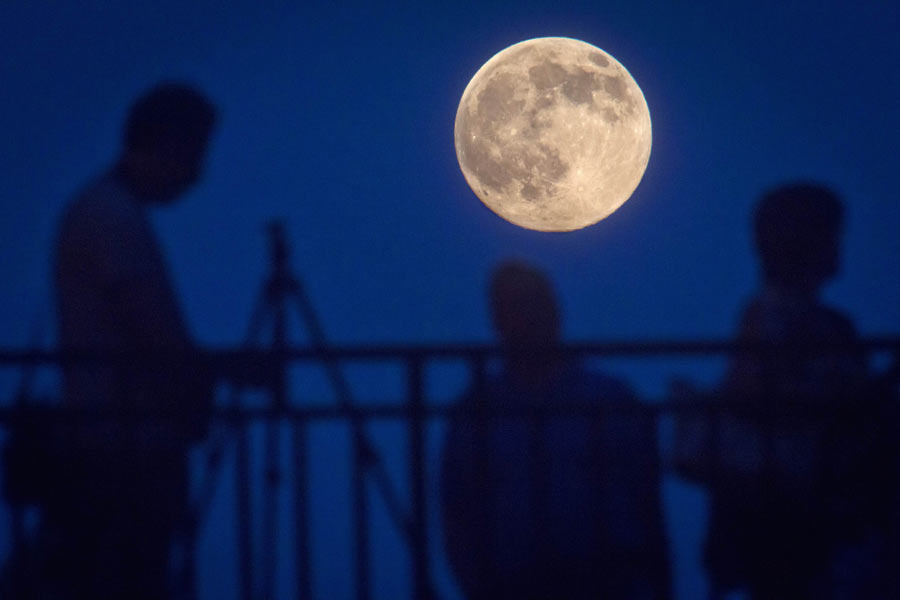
455, 37, 652, 232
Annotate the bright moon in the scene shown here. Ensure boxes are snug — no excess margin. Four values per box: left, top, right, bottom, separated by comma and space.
455, 37, 652, 232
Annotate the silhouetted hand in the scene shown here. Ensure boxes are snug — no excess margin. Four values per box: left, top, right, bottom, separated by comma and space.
207, 349, 280, 390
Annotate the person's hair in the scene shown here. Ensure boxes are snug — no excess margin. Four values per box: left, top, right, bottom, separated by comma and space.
123, 82, 216, 151
754, 182, 844, 287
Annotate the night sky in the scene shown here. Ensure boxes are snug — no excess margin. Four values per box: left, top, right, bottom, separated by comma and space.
1, 2, 898, 599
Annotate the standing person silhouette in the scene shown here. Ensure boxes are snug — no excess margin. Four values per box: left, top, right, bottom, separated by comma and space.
677, 183, 896, 599
440, 260, 671, 600
43, 82, 217, 599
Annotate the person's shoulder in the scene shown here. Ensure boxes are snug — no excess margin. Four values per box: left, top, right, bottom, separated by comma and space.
66, 171, 139, 223
738, 288, 858, 342
816, 303, 858, 338
86, 172, 138, 209
60, 172, 146, 246
735, 290, 785, 339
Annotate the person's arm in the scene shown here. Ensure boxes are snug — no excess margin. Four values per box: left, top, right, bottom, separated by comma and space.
440, 389, 494, 596
91, 202, 212, 438
591, 378, 672, 599
89, 202, 191, 351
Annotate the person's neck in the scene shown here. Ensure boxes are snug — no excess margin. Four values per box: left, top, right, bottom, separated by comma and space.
112, 158, 155, 204
769, 280, 822, 299
506, 347, 565, 390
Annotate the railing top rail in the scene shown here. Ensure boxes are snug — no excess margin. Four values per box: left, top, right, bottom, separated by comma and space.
1, 336, 899, 364
0, 395, 876, 426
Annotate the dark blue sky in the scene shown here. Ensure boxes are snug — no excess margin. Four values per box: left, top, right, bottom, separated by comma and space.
1, 1, 898, 598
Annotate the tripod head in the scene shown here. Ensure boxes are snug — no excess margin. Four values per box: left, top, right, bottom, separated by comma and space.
262, 218, 300, 301
266, 219, 289, 273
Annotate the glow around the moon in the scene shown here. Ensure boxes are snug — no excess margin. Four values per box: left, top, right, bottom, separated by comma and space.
455, 37, 652, 232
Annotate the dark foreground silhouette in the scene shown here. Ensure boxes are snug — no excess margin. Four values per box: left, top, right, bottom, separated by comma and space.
3, 82, 217, 599
441, 261, 671, 600
674, 182, 900, 599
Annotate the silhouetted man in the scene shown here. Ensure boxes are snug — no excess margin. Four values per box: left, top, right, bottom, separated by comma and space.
42, 82, 216, 599
677, 183, 896, 599
440, 261, 670, 600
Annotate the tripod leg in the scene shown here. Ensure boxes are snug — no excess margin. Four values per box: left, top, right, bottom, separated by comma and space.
191, 284, 272, 521
191, 284, 272, 600
262, 418, 280, 600
285, 285, 412, 564
286, 285, 376, 600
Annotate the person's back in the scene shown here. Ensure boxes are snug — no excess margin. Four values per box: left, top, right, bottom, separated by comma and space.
443, 365, 668, 600
698, 183, 893, 599
56, 172, 190, 415
440, 261, 670, 599
706, 289, 867, 598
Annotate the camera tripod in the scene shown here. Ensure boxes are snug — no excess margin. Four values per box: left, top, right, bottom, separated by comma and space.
188, 221, 421, 600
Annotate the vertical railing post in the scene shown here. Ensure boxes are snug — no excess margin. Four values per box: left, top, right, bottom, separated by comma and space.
407, 355, 432, 600
263, 287, 290, 600
353, 425, 371, 600
237, 416, 254, 600
293, 416, 312, 600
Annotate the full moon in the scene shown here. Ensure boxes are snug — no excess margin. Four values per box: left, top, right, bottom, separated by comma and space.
455, 37, 652, 232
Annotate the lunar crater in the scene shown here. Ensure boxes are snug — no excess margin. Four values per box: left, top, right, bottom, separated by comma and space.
589, 52, 610, 67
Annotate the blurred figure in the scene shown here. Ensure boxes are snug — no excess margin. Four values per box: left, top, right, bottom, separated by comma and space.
7, 83, 217, 599
440, 260, 670, 600
674, 182, 898, 599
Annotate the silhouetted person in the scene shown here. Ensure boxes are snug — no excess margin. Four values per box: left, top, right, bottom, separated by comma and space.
26, 83, 216, 599
675, 182, 897, 599
440, 261, 670, 600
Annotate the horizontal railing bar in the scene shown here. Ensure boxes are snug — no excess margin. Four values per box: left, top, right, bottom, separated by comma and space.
0, 337, 899, 365
0, 396, 881, 425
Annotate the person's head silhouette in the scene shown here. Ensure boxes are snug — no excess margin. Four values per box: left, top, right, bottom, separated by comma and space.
118, 82, 217, 204
754, 182, 844, 296
489, 260, 560, 352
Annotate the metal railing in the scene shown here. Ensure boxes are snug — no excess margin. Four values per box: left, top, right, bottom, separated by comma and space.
1, 337, 898, 600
